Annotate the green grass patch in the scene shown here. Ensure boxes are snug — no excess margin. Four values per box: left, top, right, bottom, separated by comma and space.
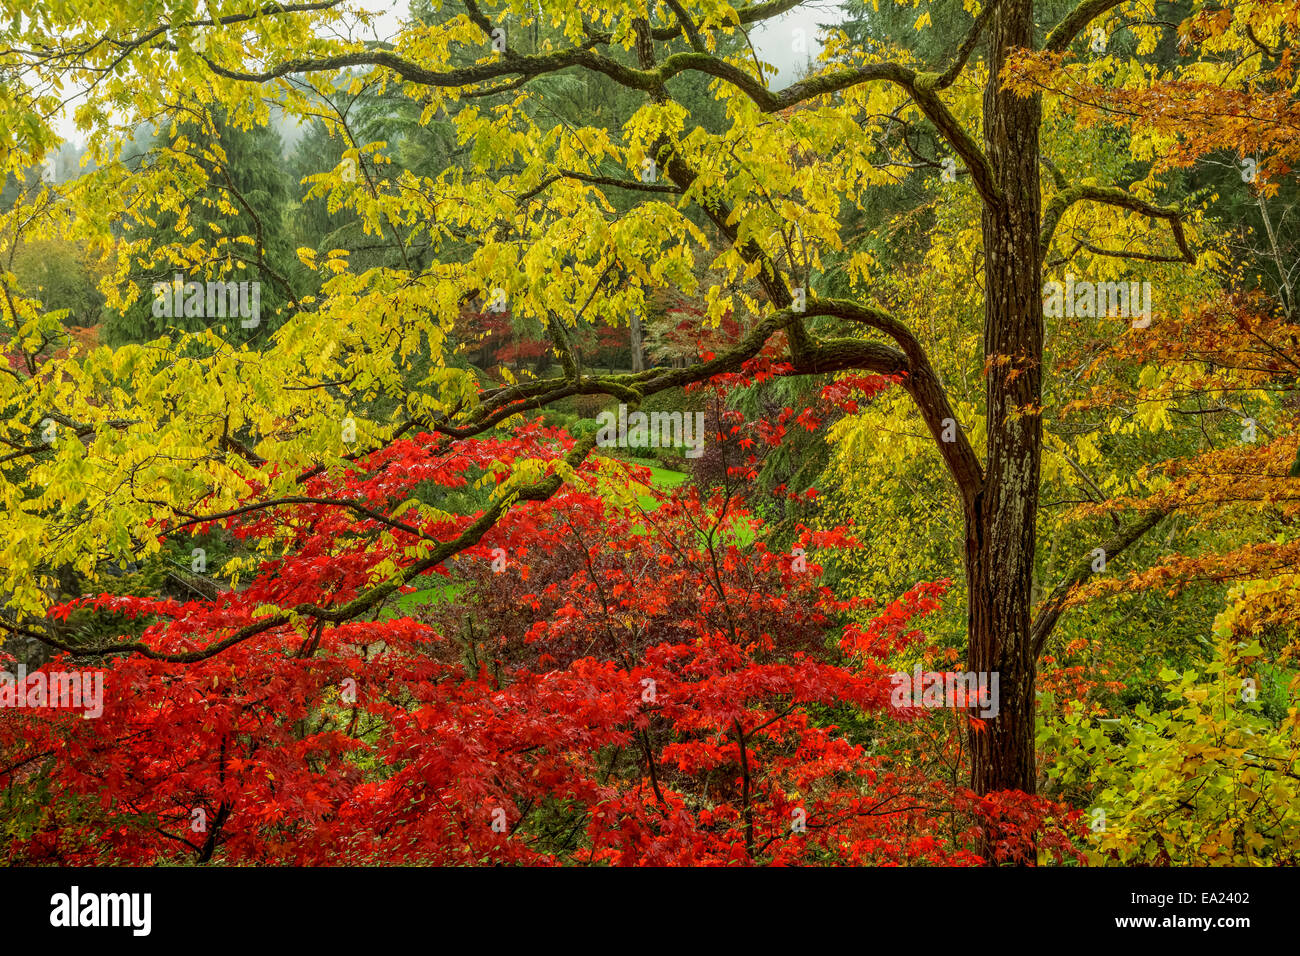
621, 456, 689, 509
615, 457, 756, 546
386, 580, 463, 617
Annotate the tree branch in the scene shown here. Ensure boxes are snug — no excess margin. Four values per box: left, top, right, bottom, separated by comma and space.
0, 435, 599, 663
933, 0, 1001, 90
1030, 508, 1166, 656
1044, 0, 1130, 54
1040, 184, 1194, 267
195, 19, 1002, 208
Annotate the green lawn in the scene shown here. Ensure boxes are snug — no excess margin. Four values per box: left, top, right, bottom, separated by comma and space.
388, 580, 462, 616
620, 456, 689, 509
616, 456, 755, 546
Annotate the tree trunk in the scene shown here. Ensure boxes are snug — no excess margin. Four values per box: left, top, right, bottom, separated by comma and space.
630, 311, 645, 372
967, 0, 1042, 798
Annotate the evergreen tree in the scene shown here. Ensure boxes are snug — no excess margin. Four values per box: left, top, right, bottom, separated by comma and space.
105, 107, 296, 344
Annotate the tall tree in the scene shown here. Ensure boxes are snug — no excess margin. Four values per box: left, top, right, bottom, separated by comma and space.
105, 105, 297, 344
